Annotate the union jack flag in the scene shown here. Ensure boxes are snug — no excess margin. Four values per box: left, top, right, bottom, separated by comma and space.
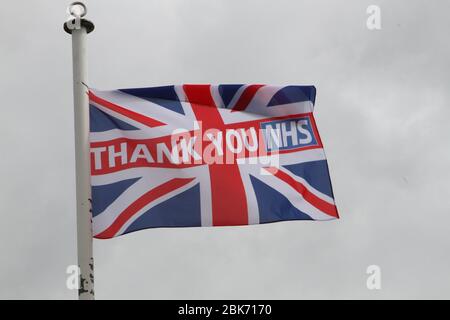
89, 84, 338, 239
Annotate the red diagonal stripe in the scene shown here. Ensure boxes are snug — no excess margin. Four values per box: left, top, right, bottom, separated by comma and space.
231, 84, 265, 112
264, 167, 339, 218
89, 91, 166, 128
95, 178, 195, 239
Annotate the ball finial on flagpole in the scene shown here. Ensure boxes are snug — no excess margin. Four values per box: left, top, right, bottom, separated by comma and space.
64, 2, 95, 34
68, 1, 87, 17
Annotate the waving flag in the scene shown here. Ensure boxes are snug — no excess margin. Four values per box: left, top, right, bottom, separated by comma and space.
89, 84, 338, 239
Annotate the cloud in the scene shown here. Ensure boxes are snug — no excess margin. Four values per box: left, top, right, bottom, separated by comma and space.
0, 0, 449, 299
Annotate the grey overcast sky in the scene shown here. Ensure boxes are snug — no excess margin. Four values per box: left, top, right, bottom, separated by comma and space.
1, 0, 449, 299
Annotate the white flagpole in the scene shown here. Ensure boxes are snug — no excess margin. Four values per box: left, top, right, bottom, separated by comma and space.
64, 2, 95, 300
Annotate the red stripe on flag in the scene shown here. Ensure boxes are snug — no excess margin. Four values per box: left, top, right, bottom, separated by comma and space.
183, 85, 249, 226
209, 164, 248, 226
89, 91, 166, 128
94, 178, 195, 239
231, 84, 265, 112
264, 167, 339, 218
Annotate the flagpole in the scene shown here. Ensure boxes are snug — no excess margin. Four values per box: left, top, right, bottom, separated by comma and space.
64, 2, 95, 300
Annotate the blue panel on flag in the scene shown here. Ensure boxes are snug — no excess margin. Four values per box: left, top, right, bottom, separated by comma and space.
124, 184, 201, 234
218, 84, 243, 107
250, 175, 313, 223
91, 177, 141, 217
283, 161, 334, 198
120, 86, 185, 115
268, 86, 316, 106
90, 105, 139, 132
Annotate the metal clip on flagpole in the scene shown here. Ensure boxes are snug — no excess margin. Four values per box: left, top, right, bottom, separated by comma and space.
64, 2, 95, 300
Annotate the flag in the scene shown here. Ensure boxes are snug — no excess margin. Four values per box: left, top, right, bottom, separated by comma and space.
89, 84, 338, 239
